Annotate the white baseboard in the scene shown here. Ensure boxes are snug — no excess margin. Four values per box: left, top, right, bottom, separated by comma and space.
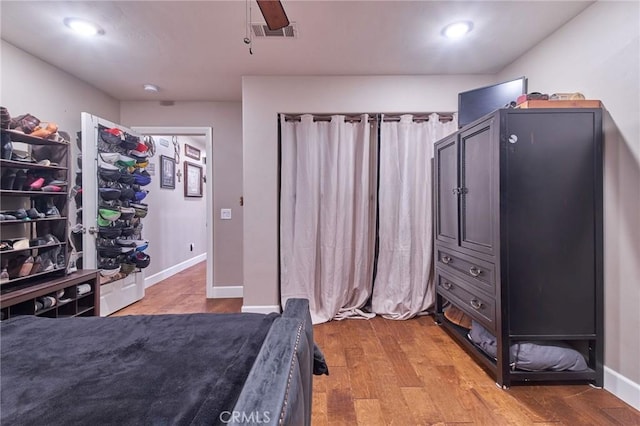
241, 304, 281, 315
211, 285, 243, 298
604, 366, 640, 411
143, 254, 207, 288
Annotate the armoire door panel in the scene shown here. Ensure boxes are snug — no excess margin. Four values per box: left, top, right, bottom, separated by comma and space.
459, 117, 496, 255
435, 136, 458, 245
505, 111, 597, 335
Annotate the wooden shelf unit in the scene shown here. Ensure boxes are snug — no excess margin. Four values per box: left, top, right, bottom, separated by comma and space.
0, 270, 100, 320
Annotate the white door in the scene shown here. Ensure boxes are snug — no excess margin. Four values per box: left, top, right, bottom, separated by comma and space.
80, 113, 146, 316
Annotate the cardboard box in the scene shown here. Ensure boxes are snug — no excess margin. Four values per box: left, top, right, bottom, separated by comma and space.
517, 100, 602, 109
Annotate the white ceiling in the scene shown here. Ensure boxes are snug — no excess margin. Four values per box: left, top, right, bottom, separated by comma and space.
1, 1, 593, 102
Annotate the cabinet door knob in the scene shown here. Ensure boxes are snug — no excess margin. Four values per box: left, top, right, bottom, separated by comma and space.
441, 256, 452, 264
452, 188, 460, 195
470, 299, 483, 310
442, 281, 452, 290
88, 226, 99, 235
469, 266, 482, 277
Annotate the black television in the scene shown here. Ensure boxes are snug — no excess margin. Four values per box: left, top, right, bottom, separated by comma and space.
457, 77, 528, 128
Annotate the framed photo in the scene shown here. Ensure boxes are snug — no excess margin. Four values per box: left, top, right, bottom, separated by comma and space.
184, 144, 201, 161
160, 155, 176, 189
184, 162, 203, 197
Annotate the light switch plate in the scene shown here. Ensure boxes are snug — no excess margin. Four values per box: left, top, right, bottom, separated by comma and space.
221, 209, 232, 220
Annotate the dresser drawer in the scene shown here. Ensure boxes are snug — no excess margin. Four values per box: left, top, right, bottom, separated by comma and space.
436, 247, 495, 296
436, 269, 496, 332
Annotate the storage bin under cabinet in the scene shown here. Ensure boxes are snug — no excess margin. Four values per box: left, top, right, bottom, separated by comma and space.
433, 107, 604, 388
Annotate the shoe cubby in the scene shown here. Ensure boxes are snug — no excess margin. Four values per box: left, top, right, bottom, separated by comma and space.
1, 128, 70, 286
0, 270, 99, 319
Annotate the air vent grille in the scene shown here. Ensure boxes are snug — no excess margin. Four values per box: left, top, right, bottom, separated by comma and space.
251, 22, 297, 38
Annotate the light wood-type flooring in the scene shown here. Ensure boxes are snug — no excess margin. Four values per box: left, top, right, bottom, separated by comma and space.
114, 262, 640, 425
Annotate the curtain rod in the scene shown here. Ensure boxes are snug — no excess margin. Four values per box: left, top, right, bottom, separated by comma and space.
282, 113, 455, 123
282, 114, 374, 123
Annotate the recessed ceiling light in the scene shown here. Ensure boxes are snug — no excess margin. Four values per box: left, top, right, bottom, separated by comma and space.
63, 17, 103, 36
442, 21, 473, 40
143, 84, 160, 93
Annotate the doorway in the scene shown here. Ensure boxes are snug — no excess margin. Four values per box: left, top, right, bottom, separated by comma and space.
132, 126, 214, 297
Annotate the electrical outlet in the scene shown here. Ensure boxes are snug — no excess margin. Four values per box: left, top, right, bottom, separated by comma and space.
221, 209, 232, 220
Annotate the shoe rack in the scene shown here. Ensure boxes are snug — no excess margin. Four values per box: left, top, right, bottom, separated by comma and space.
80, 113, 150, 316
0, 129, 70, 286
0, 269, 100, 320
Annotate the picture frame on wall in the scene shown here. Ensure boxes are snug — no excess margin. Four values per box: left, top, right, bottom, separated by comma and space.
184, 144, 201, 161
160, 155, 176, 189
184, 162, 203, 197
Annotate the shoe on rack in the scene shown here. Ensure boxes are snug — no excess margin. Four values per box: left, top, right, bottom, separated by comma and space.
29, 237, 48, 247
45, 205, 61, 217
30, 122, 58, 139
41, 258, 54, 272
18, 256, 34, 277
13, 169, 27, 190
29, 177, 45, 190
43, 234, 61, 245
7, 255, 27, 278
13, 239, 30, 250
11, 150, 36, 163
30, 255, 43, 274
0, 106, 11, 129
41, 185, 62, 192
26, 208, 45, 219
9, 113, 40, 134
9, 208, 28, 220
1, 132, 12, 160
1, 168, 16, 190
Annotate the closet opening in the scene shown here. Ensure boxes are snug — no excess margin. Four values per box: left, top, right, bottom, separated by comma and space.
277, 112, 457, 324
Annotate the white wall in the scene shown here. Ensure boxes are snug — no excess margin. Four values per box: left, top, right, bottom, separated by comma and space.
241, 74, 493, 310
120, 101, 244, 289
1, 40, 119, 143
497, 1, 640, 408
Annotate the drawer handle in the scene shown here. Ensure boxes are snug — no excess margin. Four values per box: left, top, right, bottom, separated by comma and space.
441, 256, 452, 264
469, 266, 482, 277
442, 281, 452, 290
470, 299, 483, 310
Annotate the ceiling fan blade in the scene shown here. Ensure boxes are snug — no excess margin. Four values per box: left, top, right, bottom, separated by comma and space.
256, 0, 290, 31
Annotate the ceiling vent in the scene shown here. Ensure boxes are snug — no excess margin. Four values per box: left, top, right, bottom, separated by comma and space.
251, 22, 297, 38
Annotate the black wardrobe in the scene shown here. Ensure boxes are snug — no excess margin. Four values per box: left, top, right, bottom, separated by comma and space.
433, 107, 604, 387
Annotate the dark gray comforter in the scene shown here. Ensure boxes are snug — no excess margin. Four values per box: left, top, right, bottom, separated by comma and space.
1, 312, 278, 425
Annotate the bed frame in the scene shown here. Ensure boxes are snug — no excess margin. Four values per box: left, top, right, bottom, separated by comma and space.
232, 298, 314, 425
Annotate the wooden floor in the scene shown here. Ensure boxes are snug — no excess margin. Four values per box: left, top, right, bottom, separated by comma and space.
115, 262, 640, 425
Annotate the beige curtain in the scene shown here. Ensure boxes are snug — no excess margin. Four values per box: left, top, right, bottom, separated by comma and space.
280, 114, 377, 324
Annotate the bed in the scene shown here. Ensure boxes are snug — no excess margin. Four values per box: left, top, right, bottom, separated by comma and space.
1, 298, 322, 426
